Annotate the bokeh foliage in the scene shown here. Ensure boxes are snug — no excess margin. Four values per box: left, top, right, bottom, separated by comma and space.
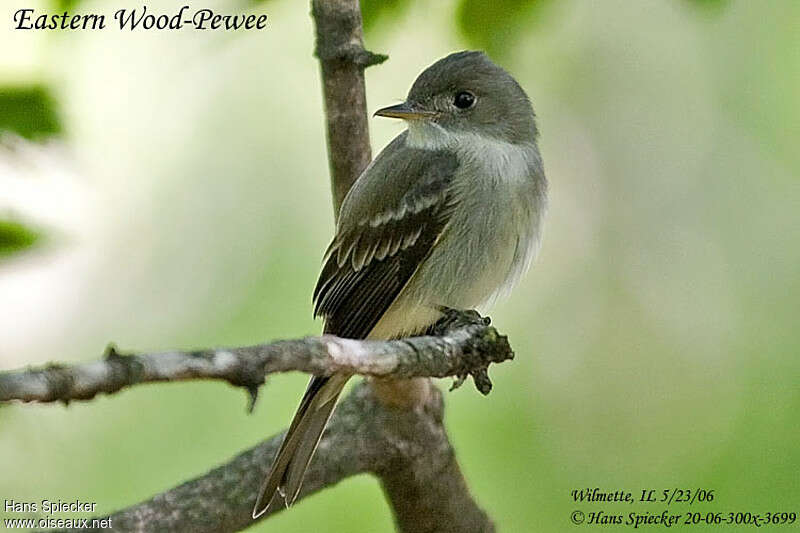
0, 220, 40, 258
0, 85, 60, 140
1, 1, 799, 533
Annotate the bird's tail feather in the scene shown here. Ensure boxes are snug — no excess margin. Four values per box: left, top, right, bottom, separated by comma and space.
252, 374, 349, 518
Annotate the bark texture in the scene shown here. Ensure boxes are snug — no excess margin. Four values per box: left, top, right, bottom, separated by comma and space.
0, 312, 510, 406
62, 381, 493, 533
311, 0, 386, 217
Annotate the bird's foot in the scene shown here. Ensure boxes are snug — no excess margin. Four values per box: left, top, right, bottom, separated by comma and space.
432, 307, 497, 395
432, 307, 490, 335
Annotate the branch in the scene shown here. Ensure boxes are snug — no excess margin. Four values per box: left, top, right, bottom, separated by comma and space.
78, 381, 492, 533
311, 0, 386, 217
3, 311, 507, 532
0, 312, 512, 405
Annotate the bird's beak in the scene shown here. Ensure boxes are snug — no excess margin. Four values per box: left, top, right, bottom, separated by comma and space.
374, 102, 438, 120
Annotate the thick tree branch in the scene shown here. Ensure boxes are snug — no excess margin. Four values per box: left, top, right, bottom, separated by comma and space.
0, 312, 511, 405
2, 311, 507, 533
75, 381, 490, 533
311, 0, 386, 217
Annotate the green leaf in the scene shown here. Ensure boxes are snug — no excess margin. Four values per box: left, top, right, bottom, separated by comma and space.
456, 0, 549, 58
0, 220, 41, 258
682, 0, 731, 16
52, 0, 81, 12
361, 0, 412, 33
243, 0, 275, 7
0, 85, 62, 140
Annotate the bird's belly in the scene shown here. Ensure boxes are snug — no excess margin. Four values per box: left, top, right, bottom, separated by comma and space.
368, 206, 524, 340
369, 143, 545, 340
421, 205, 524, 310
391, 185, 540, 320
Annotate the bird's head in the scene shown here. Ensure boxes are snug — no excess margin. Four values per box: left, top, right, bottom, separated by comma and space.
375, 51, 538, 147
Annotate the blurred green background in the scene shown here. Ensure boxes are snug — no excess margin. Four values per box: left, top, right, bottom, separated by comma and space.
1, 0, 798, 531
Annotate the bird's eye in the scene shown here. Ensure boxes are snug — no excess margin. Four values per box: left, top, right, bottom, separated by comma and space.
453, 91, 476, 109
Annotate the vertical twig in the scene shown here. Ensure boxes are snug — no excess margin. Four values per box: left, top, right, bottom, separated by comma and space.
311, 0, 386, 218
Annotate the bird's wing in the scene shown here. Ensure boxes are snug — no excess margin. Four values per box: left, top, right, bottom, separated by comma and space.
313, 132, 460, 339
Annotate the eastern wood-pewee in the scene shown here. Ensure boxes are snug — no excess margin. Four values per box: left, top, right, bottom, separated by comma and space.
253, 50, 547, 518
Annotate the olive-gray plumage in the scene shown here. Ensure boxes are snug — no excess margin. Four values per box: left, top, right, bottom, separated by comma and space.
253, 51, 547, 518
406, 50, 538, 144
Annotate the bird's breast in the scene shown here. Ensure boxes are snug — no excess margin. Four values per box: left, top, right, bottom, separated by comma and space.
401, 137, 546, 312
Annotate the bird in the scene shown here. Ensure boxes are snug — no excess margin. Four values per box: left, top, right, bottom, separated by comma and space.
252, 50, 547, 518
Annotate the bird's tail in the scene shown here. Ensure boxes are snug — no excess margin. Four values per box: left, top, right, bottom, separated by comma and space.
252, 373, 349, 518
